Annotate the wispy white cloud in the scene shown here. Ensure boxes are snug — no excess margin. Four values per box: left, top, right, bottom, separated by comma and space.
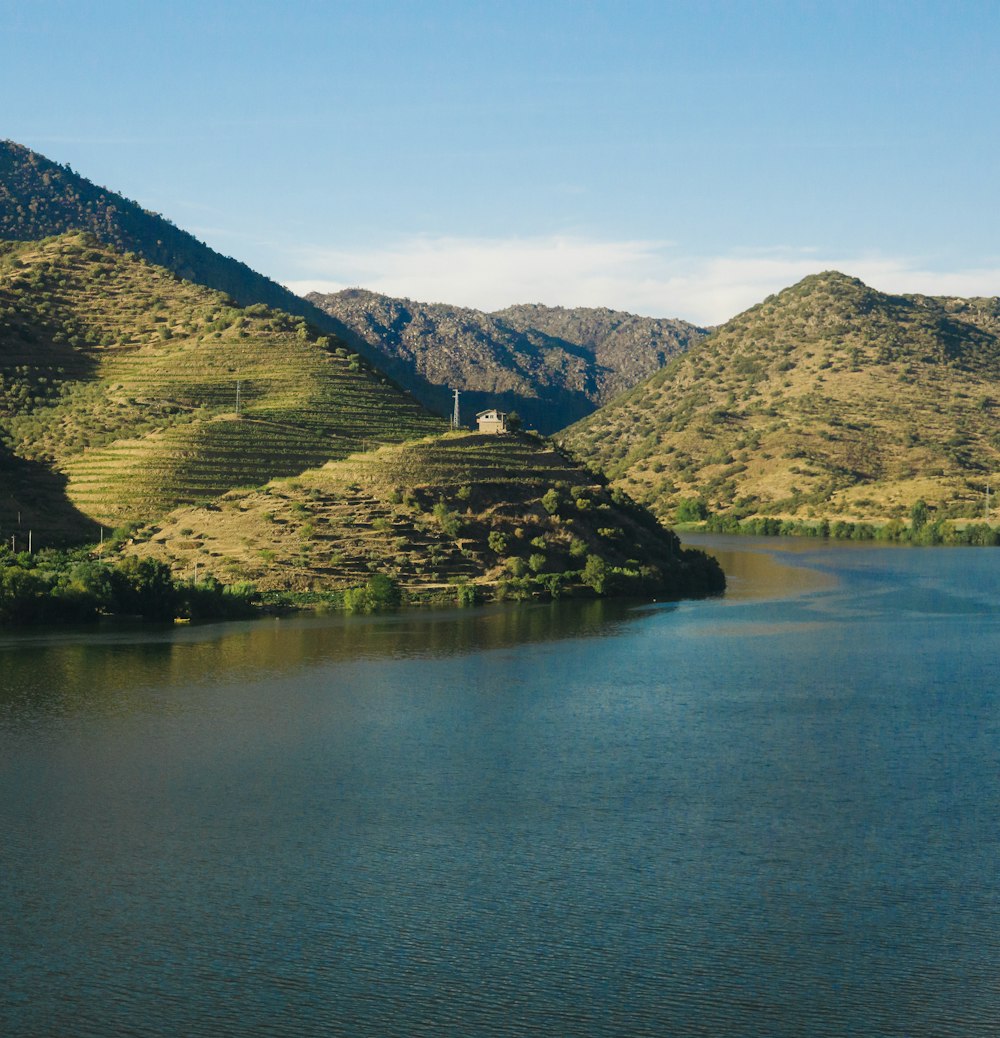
282, 235, 1000, 326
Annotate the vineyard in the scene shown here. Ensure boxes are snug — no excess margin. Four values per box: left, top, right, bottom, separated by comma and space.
0, 233, 443, 541
125, 431, 723, 600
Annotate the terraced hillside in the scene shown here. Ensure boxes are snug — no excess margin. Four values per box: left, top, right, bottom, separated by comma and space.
125, 431, 723, 599
0, 233, 443, 542
308, 289, 706, 433
563, 272, 1000, 526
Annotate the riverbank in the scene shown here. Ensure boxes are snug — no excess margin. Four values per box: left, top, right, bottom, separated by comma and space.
678, 513, 999, 546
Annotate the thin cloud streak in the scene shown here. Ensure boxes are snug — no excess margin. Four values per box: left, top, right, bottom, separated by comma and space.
283, 236, 1000, 326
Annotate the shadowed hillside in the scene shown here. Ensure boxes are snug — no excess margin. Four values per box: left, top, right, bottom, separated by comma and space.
563, 272, 1000, 527
308, 288, 706, 433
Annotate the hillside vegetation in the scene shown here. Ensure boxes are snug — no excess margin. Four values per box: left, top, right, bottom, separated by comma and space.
0, 140, 381, 363
124, 431, 723, 602
564, 272, 1000, 528
308, 289, 706, 433
0, 233, 442, 543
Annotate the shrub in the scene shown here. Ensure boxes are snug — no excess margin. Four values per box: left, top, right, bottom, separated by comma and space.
343, 574, 402, 613
541, 488, 562, 515
675, 497, 709, 523
432, 501, 462, 537
506, 557, 527, 577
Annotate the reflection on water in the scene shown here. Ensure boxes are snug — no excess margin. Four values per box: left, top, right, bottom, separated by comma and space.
1, 541, 998, 1038
683, 533, 839, 601
0, 599, 651, 724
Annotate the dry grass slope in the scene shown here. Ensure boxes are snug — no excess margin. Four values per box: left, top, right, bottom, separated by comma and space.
563, 272, 1000, 526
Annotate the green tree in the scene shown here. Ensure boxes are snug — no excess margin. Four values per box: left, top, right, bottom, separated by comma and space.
910, 499, 929, 532
675, 497, 709, 523
582, 554, 608, 594
111, 556, 177, 619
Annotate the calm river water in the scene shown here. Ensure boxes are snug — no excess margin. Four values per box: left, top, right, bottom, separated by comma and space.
1, 538, 998, 1037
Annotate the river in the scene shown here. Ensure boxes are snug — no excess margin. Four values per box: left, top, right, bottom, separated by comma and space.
1, 538, 997, 1036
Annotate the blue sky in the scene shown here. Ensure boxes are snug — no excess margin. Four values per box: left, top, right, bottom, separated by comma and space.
4, 0, 1000, 323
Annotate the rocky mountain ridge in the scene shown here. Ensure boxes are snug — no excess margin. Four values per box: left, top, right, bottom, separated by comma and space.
308, 288, 707, 433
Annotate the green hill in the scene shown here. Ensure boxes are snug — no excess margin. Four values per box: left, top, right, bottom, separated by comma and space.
307, 289, 706, 433
0, 140, 384, 364
0, 233, 443, 544
563, 272, 1000, 528
124, 430, 723, 601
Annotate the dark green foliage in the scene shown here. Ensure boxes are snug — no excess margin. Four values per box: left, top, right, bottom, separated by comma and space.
0, 545, 256, 625
675, 497, 709, 523
110, 556, 177, 618
343, 574, 403, 613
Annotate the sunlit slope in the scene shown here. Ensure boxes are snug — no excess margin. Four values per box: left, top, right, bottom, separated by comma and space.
563, 272, 1000, 524
0, 233, 443, 538
126, 431, 723, 598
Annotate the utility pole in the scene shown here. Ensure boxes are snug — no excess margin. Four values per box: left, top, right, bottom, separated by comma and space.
987, 482, 992, 523
236, 377, 241, 417
451, 388, 461, 430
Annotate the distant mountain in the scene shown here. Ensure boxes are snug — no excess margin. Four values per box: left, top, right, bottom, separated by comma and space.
0, 233, 442, 543
0, 139, 373, 356
307, 288, 707, 433
563, 271, 1000, 527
